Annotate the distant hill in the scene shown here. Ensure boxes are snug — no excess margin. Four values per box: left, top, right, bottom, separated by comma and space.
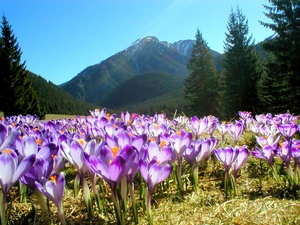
28, 71, 98, 115
99, 72, 185, 110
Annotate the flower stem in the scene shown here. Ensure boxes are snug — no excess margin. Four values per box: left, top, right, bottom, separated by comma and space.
192, 165, 199, 191
129, 182, 139, 224
111, 191, 123, 225
33, 188, 48, 214
176, 159, 183, 192
145, 187, 152, 225
57, 202, 66, 225
82, 177, 93, 217
0, 191, 6, 225
224, 171, 229, 200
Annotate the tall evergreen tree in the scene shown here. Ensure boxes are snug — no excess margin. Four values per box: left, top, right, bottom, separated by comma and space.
184, 28, 219, 117
0, 15, 45, 118
259, 0, 300, 114
220, 7, 263, 119
257, 53, 291, 114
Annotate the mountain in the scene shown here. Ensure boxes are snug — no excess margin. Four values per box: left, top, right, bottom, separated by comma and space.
28, 71, 98, 115
61, 36, 221, 105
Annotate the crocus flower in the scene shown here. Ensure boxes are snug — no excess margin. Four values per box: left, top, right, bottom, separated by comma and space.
232, 145, 249, 181
216, 122, 228, 141
190, 116, 211, 138
277, 141, 292, 168
255, 134, 281, 149
0, 149, 35, 225
252, 145, 276, 169
214, 146, 239, 199
35, 172, 66, 225
139, 159, 172, 224
0, 124, 20, 151
84, 144, 136, 224
226, 121, 244, 145
291, 139, 300, 167
278, 123, 298, 140
214, 147, 239, 174
170, 130, 192, 191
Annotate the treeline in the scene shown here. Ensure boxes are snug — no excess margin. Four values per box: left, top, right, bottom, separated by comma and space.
28, 72, 98, 115
184, 1, 300, 120
100, 72, 184, 109
119, 88, 187, 118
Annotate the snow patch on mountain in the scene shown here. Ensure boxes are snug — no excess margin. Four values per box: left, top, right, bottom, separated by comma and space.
172, 40, 194, 56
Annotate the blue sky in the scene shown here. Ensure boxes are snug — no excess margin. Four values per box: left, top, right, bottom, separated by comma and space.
1, 0, 274, 85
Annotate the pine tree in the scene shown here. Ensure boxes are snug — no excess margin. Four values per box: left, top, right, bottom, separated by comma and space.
184, 28, 219, 117
220, 7, 264, 119
257, 53, 291, 114
259, 0, 300, 114
0, 15, 45, 118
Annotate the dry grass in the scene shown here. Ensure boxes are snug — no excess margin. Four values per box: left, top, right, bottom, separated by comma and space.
44, 114, 76, 120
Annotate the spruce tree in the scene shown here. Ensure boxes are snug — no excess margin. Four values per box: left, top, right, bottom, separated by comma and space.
184, 28, 219, 117
0, 15, 45, 118
260, 0, 300, 114
220, 7, 263, 119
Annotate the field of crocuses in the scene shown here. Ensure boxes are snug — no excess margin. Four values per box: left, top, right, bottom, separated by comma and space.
1, 109, 300, 225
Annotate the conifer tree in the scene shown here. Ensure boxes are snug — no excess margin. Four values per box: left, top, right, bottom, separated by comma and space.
259, 0, 300, 114
220, 7, 263, 119
184, 28, 219, 117
0, 15, 45, 118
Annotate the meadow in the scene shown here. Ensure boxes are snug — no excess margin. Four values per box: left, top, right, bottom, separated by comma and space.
1, 110, 300, 225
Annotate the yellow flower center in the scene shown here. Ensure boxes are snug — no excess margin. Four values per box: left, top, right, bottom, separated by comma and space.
112, 146, 119, 158
50, 175, 57, 184
2, 149, 12, 154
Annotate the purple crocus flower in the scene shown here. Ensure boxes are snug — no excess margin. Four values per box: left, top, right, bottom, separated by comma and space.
0, 123, 20, 151
291, 139, 300, 168
170, 130, 192, 159
278, 123, 298, 140
226, 121, 244, 145
139, 159, 173, 194
35, 172, 66, 225
84, 144, 136, 224
146, 140, 173, 165
277, 141, 292, 168
216, 122, 228, 141
214, 146, 239, 173
232, 145, 249, 181
139, 158, 172, 220
190, 116, 211, 138
0, 149, 35, 224
255, 134, 281, 149
252, 145, 276, 168
84, 144, 136, 194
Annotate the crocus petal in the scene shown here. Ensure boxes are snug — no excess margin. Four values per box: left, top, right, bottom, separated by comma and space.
0, 128, 20, 151
0, 151, 17, 193
148, 141, 160, 160
118, 131, 131, 150
109, 156, 126, 182
157, 164, 172, 183
157, 146, 173, 165
139, 160, 149, 181
0, 124, 7, 146
89, 156, 110, 180
23, 136, 38, 156
13, 154, 36, 184
37, 143, 58, 160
